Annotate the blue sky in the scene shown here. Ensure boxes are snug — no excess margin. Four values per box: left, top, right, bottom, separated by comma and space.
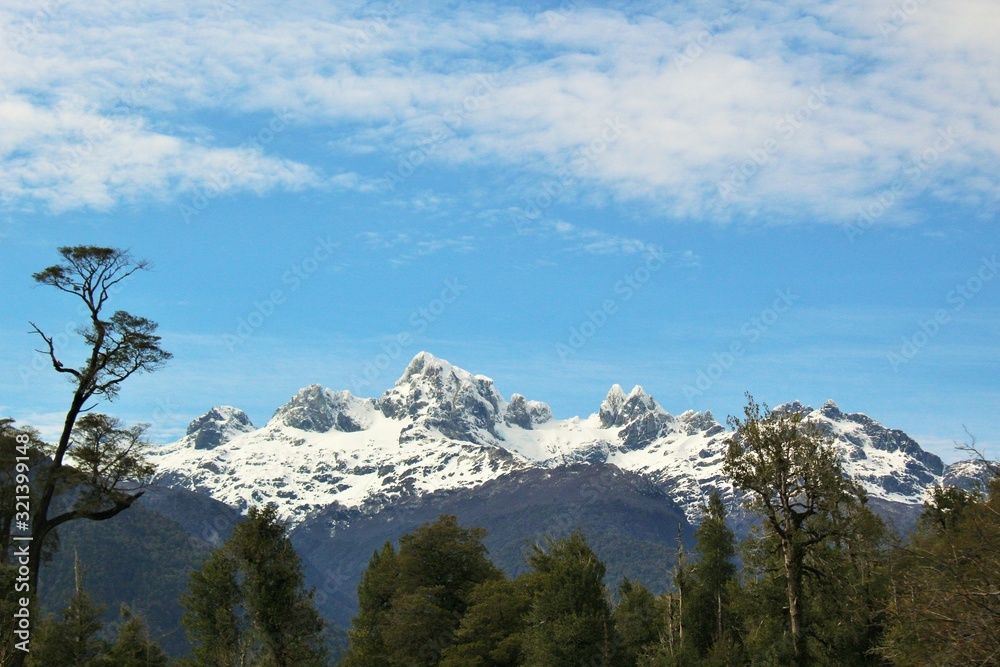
1, 0, 997, 462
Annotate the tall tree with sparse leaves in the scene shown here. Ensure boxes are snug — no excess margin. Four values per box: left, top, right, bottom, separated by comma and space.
9, 247, 170, 667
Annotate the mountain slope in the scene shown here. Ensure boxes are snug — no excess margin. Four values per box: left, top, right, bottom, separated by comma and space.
289, 464, 695, 626
149, 352, 984, 528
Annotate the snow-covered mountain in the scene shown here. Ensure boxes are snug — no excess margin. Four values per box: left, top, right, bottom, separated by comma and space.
149, 352, 979, 526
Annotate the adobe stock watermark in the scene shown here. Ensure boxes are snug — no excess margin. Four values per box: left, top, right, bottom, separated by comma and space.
223, 236, 338, 351
381, 76, 498, 191
509, 117, 628, 233
541, 0, 577, 27
879, 0, 929, 39
340, 2, 401, 58
844, 127, 958, 243
672, 0, 752, 73
180, 108, 297, 223
348, 278, 467, 393
887, 256, 998, 371
556, 248, 665, 361
54, 68, 168, 175
6, 0, 68, 51
718, 86, 832, 201
19, 280, 128, 384
11, 427, 33, 653
682, 288, 799, 401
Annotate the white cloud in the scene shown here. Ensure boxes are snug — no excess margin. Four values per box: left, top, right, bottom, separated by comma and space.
1, 0, 997, 222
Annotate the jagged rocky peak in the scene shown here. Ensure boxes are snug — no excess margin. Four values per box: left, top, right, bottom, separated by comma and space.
599, 384, 665, 428
186, 406, 254, 450
942, 459, 997, 493
380, 352, 505, 442
773, 400, 812, 417
676, 409, 725, 437
600, 385, 674, 451
271, 384, 374, 433
820, 399, 843, 419
504, 393, 552, 429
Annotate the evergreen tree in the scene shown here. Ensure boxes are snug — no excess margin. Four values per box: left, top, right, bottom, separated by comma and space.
181, 504, 327, 667
612, 577, 658, 667
341, 514, 501, 667
180, 539, 246, 666
341, 542, 398, 667
521, 530, 615, 667
439, 577, 531, 667
684, 492, 740, 660
101, 606, 169, 667
26, 553, 107, 667
723, 395, 865, 666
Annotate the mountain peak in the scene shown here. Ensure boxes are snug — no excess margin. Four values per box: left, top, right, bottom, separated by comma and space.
503, 393, 552, 429
271, 385, 374, 433
380, 353, 505, 443
185, 406, 254, 450
820, 399, 843, 419
600, 383, 664, 428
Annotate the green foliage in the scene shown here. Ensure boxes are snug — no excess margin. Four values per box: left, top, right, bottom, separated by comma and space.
613, 578, 658, 666
38, 502, 213, 658
881, 476, 1000, 665
342, 514, 501, 667
439, 578, 531, 667
724, 395, 867, 666
342, 542, 397, 666
684, 492, 739, 659
521, 530, 615, 667
100, 606, 170, 667
182, 505, 327, 667
27, 560, 107, 667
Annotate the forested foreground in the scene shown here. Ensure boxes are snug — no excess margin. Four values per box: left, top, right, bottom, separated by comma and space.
4, 397, 999, 667
339, 399, 1000, 667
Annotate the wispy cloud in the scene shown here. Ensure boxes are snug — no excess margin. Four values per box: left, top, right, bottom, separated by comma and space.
1, 1, 997, 221
355, 230, 476, 266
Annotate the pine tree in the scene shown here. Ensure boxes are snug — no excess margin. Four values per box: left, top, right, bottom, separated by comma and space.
26, 553, 108, 667
181, 504, 327, 667
341, 542, 398, 667
439, 577, 531, 667
521, 530, 615, 667
342, 514, 501, 667
181, 538, 246, 666
684, 492, 739, 659
101, 606, 169, 667
612, 577, 658, 667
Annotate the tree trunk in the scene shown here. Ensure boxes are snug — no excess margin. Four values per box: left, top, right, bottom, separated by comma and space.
783, 539, 804, 667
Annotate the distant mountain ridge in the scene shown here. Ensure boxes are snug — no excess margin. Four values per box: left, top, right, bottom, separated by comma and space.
149, 351, 982, 527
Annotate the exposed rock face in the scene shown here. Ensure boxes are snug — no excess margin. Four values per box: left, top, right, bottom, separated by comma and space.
504, 394, 552, 429
185, 406, 254, 450
150, 353, 993, 528
777, 400, 945, 499
379, 352, 505, 445
943, 459, 998, 492
270, 385, 375, 433
599, 385, 673, 451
